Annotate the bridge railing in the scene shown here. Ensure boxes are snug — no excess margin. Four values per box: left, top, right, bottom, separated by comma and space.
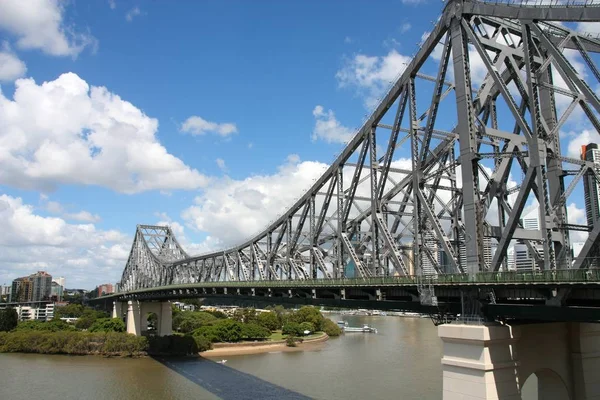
474, 0, 600, 8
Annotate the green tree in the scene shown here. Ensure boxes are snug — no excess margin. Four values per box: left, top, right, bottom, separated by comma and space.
54, 304, 85, 319
282, 322, 303, 336
322, 319, 342, 337
204, 310, 227, 319
0, 308, 18, 332
174, 311, 217, 334
289, 306, 325, 331
299, 322, 315, 334
266, 305, 289, 325
257, 312, 280, 331
213, 319, 243, 342
241, 323, 270, 340
89, 318, 126, 333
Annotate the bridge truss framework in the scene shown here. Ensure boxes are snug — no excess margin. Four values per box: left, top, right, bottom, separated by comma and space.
121, 0, 600, 296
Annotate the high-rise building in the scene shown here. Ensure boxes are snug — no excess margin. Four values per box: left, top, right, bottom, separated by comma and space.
506, 247, 516, 271
53, 277, 65, 289
10, 271, 52, 303
421, 228, 439, 276
582, 143, 600, 228
581, 143, 600, 266
50, 282, 63, 301
10, 277, 32, 303
515, 242, 534, 271
30, 271, 52, 302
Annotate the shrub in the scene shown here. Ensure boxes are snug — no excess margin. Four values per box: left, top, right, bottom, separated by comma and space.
285, 336, 297, 347
322, 319, 342, 337
15, 320, 75, 332
193, 334, 212, 352
147, 335, 198, 356
89, 318, 126, 333
0, 308, 18, 332
282, 322, 303, 336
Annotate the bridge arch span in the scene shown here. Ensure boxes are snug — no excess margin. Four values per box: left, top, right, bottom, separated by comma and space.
521, 368, 571, 400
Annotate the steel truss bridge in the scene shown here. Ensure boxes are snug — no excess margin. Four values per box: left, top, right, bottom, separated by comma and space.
107, 0, 600, 322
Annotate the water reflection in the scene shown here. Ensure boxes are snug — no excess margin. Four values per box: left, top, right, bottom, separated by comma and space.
155, 357, 311, 400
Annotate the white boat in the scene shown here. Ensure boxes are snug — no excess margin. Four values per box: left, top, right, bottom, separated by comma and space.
216, 359, 227, 364
342, 324, 378, 333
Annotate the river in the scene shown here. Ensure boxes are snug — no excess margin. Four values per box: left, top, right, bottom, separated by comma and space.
0, 315, 444, 400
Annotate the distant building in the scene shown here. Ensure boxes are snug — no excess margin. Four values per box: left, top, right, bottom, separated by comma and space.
30, 271, 52, 302
53, 277, 65, 289
50, 282, 64, 301
10, 277, 33, 303
0, 302, 55, 322
1, 285, 11, 297
97, 283, 114, 297
581, 143, 600, 266
10, 271, 53, 303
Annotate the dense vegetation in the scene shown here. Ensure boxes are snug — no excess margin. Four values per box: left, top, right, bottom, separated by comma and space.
0, 304, 340, 355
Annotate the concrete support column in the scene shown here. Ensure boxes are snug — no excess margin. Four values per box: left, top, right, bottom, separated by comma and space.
111, 301, 123, 319
438, 324, 520, 400
126, 300, 140, 336
571, 322, 600, 399
158, 302, 172, 337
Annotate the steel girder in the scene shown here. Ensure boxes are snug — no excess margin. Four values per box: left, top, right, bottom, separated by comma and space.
119, 0, 600, 291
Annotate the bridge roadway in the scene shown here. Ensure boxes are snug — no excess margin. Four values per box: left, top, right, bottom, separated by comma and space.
93, 269, 600, 323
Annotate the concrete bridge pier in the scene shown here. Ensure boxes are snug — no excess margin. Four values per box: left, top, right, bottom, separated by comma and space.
111, 301, 123, 319
438, 322, 600, 400
121, 300, 173, 337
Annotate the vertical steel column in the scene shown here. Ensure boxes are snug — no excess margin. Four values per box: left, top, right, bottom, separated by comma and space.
369, 126, 380, 276
286, 217, 292, 280
408, 77, 421, 275
310, 195, 316, 279
451, 19, 482, 278
337, 166, 344, 278
523, 22, 556, 271
266, 232, 272, 280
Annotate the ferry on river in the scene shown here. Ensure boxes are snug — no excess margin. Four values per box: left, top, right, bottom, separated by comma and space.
336, 321, 378, 333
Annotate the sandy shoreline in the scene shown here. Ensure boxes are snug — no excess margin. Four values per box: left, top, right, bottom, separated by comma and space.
200, 333, 329, 357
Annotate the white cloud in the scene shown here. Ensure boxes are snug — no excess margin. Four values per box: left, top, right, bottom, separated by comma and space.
336, 49, 411, 109
0, 42, 26, 82
577, 22, 600, 36
0, 194, 128, 287
0, 0, 96, 57
181, 116, 238, 137
126, 7, 141, 22
216, 158, 226, 171
182, 155, 329, 248
312, 105, 354, 144
108, 0, 116, 10
42, 198, 101, 223
401, 0, 427, 4
0, 73, 209, 193
566, 129, 600, 158
344, 36, 352, 44
400, 23, 412, 33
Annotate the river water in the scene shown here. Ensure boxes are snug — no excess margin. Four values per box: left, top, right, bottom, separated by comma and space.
0, 315, 443, 400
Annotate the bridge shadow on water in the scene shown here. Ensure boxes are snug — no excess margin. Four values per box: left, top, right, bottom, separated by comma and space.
153, 356, 312, 400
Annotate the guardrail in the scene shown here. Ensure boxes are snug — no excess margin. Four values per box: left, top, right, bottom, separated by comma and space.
104, 268, 600, 297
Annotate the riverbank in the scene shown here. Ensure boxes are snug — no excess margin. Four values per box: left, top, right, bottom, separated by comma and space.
201, 332, 329, 357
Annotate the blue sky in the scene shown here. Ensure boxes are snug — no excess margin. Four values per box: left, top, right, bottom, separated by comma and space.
0, 0, 597, 288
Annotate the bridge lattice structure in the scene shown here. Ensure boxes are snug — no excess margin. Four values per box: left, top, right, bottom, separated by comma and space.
121, 0, 600, 294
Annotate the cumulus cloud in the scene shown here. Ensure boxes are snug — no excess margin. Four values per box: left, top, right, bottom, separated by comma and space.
43, 198, 101, 223
108, 0, 116, 10
0, 0, 96, 57
336, 49, 411, 109
0, 73, 209, 193
182, 155, 329, 247
181, 116, 238, 137
0, 194, 128, 287
312, 105, 354, 144
0, 42, 26, 82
